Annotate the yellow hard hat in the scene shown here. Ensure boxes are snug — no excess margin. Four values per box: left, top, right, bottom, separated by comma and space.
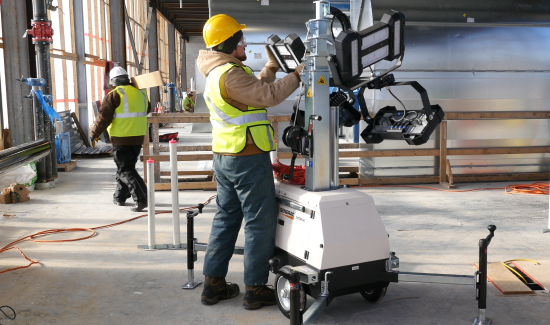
203, 14, 246, 48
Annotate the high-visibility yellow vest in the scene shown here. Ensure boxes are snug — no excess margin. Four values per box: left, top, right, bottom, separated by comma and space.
107, 85, 148, 137
204, 63, 276, 153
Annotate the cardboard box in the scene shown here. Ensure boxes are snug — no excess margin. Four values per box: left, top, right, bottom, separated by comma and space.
0, 187, 11, 204
10, 183, 29, 203
131, 71, 164, 89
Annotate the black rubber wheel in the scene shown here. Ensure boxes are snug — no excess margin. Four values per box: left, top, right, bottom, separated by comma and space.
275, 274, 307, 319
360, 282, 389, 303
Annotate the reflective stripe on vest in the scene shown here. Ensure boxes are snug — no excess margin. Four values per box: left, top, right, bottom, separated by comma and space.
115, 88, 148, 118
204, 63, 276, 153
204, 94, 268, 126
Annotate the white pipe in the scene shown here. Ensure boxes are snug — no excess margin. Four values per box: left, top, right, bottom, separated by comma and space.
147, 158, 156, 249
169, 139, 181, 247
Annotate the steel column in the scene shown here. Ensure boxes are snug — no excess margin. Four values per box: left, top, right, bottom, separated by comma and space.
72, 0, 89, 140
109, 0, 127, 68
148, 0, 161, 180
32, 0, 56, 182
148, 0, 160, 106
1, 0, 34, 146
168, 23, 177, 112
181, 37, 187, 92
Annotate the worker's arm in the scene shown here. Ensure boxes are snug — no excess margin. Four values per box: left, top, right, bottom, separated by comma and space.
90, 91, 120, 139
224, 67, 300, 109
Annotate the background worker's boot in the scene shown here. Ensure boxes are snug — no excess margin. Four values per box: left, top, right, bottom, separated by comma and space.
201, 276, 240, 306
243, 285, 276, 310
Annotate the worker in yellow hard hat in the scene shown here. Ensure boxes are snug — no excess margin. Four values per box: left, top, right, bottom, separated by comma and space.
198, 14, 303, 310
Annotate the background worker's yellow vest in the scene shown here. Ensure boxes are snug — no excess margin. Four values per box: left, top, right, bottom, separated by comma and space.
204, 63, 276, 153
107, 85, 148, 137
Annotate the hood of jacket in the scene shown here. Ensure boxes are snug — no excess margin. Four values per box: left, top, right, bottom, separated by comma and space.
197, 50, 244, 78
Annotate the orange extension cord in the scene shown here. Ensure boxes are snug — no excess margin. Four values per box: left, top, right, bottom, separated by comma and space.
352, 181, 549, 194
272, 159, 306, 185
0, 195, 217, 275
1, 181, 548, 275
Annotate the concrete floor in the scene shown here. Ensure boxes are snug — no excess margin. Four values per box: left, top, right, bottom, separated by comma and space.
1, 156, 549, 325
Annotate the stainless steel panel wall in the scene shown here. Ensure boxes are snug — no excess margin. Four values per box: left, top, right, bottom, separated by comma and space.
360, 0, 550, 177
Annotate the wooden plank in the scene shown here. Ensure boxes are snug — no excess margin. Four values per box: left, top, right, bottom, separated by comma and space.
141, 154, 213, 162
146, 113, 289, 124
123, 2, 140, 67
446, 159, 454, 186
57, 160, 78, 172
154, 181, 217, 191
511, 261, 550, 291
71, 112, 92, 147
340, 149, 440, 158
158, 145, 213, 152
138, 6, 154, 74
339, 178, 359, 186
132, 71, 164, 89
358, 176, 440, 185
148, 113, 211, 124
475, 262, 532, 294
49, 52, 79, 61
448, 146, 550, 156
453, 172, 548, 183
439, 121, 447, 183
339, 143, 360, 149
100, 0, 107, 59
160, 171, 214, 176
339, 166, 358, 173
446, 111, 550, 120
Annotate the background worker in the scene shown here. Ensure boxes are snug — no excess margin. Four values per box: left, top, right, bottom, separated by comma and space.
198, 14, 304, 310
182, 91, 195, 112
90, 67, 151, 212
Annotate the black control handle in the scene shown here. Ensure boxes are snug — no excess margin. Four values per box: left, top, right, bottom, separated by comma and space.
269, 258, 280, 273
486, 225, 496, 245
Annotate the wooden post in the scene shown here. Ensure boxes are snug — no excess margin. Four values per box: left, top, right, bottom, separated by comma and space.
446, 159, 455, 187
439, 121, 454, 188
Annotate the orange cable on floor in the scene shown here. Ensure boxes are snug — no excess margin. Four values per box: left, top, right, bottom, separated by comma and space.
0, 195, 217, 275
352, 182, 549, 194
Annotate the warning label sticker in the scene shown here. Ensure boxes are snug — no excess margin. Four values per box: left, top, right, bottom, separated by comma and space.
317, 75, 327, 85
306, 88, 312, 97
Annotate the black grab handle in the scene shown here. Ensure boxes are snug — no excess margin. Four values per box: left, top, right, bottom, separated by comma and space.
186, 210, 199, 270
477, 225, 497, 310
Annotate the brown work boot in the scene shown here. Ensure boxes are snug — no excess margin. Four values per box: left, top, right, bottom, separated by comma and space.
201, 276, 240, 306
243, 285, 277, 310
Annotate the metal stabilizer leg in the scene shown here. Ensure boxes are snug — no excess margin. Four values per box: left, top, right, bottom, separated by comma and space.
182, 211, 202, 289
473, 309, 491, 325
182, 269, 202, 289
473, 225, 496, 325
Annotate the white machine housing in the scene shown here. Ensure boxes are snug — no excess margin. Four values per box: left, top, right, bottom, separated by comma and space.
275, 181, 391, 270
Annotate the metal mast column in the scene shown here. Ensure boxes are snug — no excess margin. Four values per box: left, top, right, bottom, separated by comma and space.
302, 1, 335, 191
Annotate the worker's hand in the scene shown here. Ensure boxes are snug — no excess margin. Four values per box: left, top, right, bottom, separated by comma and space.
90, 136, 99, 148
264, 45, 280, 70
293, 63, 304, 77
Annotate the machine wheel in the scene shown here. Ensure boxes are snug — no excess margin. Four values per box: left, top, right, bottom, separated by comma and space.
360, 282, 389, 303
275, 274, 306, 318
